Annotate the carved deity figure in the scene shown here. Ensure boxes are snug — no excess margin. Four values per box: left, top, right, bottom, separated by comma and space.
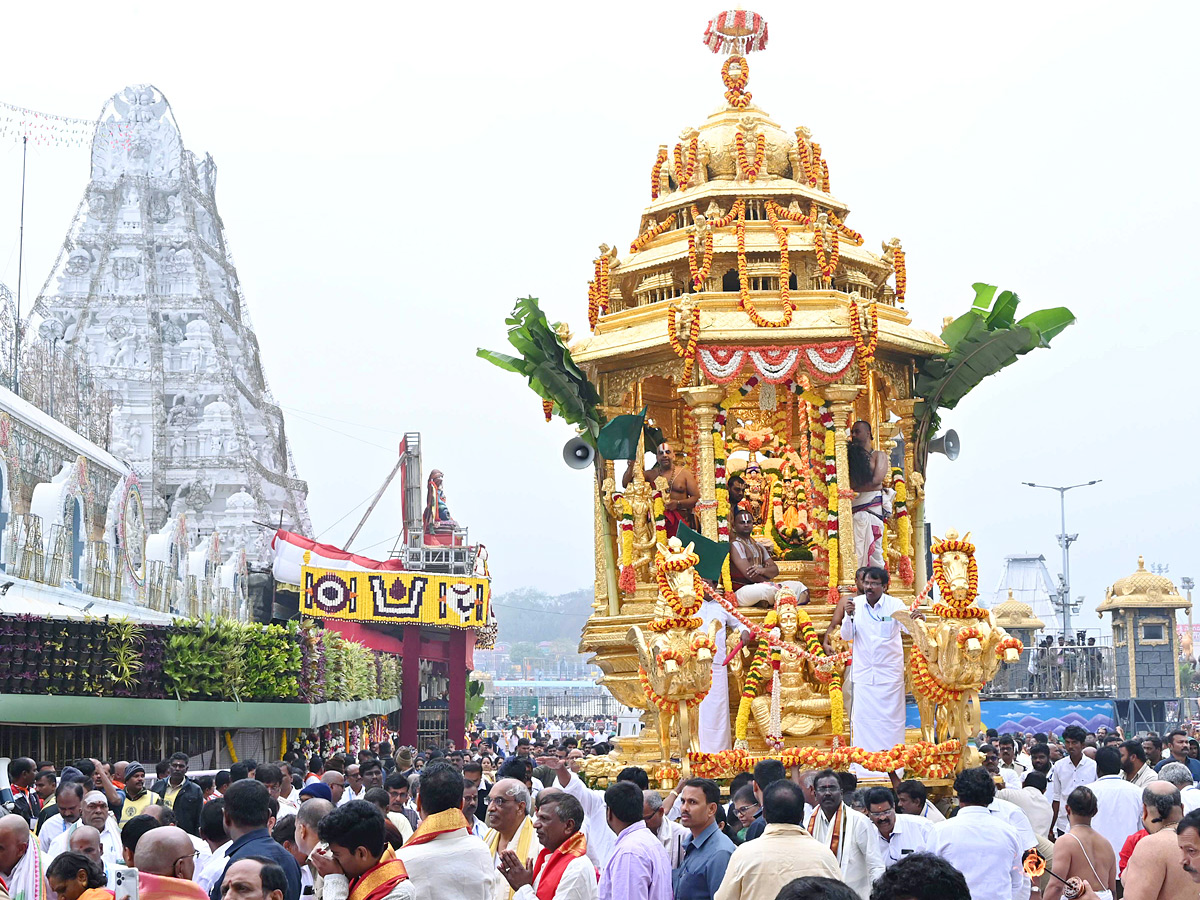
742, 592, 835, 746
892, 529, 1022, 767
628, 538, 718, 774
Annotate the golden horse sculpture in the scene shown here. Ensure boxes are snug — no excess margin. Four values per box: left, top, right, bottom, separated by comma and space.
892, 529, 1023, 769
629, 537, 718, 776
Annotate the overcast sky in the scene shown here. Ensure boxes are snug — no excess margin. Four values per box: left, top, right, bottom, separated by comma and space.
1, 1, 1197, 633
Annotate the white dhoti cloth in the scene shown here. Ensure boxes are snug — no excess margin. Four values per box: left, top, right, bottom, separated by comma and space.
852, 491, 885, 568
697, 598, 741, 753
733, 580, 808, 608
841, 592, 908, 753
5, 839, 48, 900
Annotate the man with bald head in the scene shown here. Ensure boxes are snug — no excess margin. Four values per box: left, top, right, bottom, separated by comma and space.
320, 772, 344, 807
1121, 781, 1191, 900
0, 814, 48, 900
293, 799, 334, 900
134, 826, 208, 900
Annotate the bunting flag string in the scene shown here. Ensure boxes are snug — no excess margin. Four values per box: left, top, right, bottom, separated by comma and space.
0, 100, 100, 148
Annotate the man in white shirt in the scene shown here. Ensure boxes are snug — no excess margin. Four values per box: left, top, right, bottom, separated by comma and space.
39, 782, 85, 852
806, 770, 884, 899
397, 762, 501, 900
927, 767, 1025, 900
832, 568, 921, 788
1050, 725, 1098, 836
862, 787, 932, 867
1158, 762, 1200, 813
997, 735, 1029, 786
1089, 746, 1147, 861
895, 781, 945, 824
997, 771, 1054, 839
44, 792, 121, 869
983, 745, 1022, 790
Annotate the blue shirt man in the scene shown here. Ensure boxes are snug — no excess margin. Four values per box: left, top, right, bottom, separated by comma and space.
1155, 730, 1200, 782
672, 780, 735, 900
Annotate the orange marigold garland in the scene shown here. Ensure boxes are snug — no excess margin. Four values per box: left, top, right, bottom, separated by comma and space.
631, 213, 676, 253
736, 203, 794, 327
686, 738, 962, 779
586, 253, 612, 330
735, 130, 766, 182
542, 400, 553, 422
828, 211, 864, 246
667, 302, 701, 383
650, 147, 668, 199
688, 228, 715, 289
848, 294, 879, 385
892, 243, 907, 303
722, 56, 751, 108
811, 203, 839, 285
673, 136, 700, 190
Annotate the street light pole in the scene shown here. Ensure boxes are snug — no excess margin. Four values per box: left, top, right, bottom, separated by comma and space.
1023, 480, 1102, 638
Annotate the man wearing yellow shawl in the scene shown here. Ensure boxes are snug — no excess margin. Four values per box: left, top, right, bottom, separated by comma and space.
396, 762, 500, 900
313, 802, 412, 900
483, 780, 545, 900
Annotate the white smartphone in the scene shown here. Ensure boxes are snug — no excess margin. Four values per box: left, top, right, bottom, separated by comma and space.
113, 866, 139, 900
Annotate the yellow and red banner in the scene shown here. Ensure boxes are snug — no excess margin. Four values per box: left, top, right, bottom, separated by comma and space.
300, 565, 490, 628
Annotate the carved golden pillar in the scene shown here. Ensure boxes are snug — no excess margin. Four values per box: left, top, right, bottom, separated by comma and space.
821, 384, 862, 596
679, 384, 726, 540
892, 398, 920, 586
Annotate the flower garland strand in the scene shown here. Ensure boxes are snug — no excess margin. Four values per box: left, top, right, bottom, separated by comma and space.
891, 242, 907, 303
586, 254, 612, 330
847, 293, 879, 386
828, 211, 864, 246
631, 213, 676, 253
667, 303, 701, 384
650, 147, 668, 199
687, 739, 962, 780
821, 404, 839, 602
737, 203, 795, 327
891, 468, 914, 584
673, 136, 700, 190
614, 494, 636, 594
722, 56, 752, 108
688, 228, 715, 289
735, 130, 766, 182
542, 399, 553, 423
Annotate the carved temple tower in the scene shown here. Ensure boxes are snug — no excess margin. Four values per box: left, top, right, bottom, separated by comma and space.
27, 85, 310, 565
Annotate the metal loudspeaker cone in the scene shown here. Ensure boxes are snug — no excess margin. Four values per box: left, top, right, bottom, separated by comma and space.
563, 436, 595, 469
928, 429, 960, 461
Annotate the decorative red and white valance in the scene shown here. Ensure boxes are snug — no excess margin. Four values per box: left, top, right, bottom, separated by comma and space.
697, 342, 856, 384
703, 10, 769, 54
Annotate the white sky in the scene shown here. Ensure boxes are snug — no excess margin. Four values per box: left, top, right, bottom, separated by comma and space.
1, 1, 1197, 633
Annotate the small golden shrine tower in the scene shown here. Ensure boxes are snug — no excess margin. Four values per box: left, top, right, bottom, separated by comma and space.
571, 11, 949, 748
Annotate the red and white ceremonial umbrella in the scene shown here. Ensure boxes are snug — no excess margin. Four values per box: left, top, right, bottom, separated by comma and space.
703, 8, 769, 55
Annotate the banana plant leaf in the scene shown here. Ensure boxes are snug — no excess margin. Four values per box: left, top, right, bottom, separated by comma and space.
477, 297, 603, 443
913, 284, 1075, 470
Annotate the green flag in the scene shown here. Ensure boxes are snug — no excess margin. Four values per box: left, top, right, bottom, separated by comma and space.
676, 522, 730, 583
596, 409, 666, 462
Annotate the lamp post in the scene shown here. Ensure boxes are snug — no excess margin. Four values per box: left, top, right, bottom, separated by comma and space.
1023, 480, 1102, 638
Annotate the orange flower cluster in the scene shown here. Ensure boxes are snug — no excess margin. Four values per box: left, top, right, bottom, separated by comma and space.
586, 254, 612, 330
736, 203, 795, 327
652, 763, 681, 785
794, 131, 831, 191
673, 136, 700, 190
688, 229, 715, 289
735, 130, 766, 182
996, 636, 1025, 657
722, 56, 752, 108
686, 739, 963, 779
828, 211, 864, 246
932, 603, 990, 621
667, 302, 701, 384
699, 200, 744, 229
650, 147, 668, 199
848, 294, 879, 386
542, 399, 553, 422
930, 548, 980, 609
765, 200, 813, 225
690, 632, 717, 655
892, 244, 907, 303
955, 626, 982, 647
656, 648, 685, 667
631, 213, 676, 253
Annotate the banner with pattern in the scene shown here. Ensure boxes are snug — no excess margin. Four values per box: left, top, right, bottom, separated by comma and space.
300, 566, 490, 628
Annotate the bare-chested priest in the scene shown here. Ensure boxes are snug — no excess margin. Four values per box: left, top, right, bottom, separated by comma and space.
729, 508, 809, 607
623, 441, 699, 538
847, 421, 890, 568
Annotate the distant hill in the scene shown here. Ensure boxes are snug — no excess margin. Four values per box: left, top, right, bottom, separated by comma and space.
491, 587, 594, 646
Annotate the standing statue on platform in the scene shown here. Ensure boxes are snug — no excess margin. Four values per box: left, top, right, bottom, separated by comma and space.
629, 537, 718, 775
623, 441, 698, 538
892, 530, 1022, 768
423, 469, 457, 534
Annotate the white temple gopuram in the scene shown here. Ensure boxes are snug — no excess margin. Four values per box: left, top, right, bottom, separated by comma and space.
26, 85, 309, 566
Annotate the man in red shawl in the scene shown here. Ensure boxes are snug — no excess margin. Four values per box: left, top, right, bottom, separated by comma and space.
499, 792, 596, 900
312, 802, 412, 900
623, 442, 698, 538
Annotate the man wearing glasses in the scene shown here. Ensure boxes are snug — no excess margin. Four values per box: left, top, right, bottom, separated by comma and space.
482, 778, 544, 889
862, 787, 933, 867
133, 825, 209, 900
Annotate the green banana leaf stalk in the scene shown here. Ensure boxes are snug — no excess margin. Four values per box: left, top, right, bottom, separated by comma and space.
913, 283, 1075, 472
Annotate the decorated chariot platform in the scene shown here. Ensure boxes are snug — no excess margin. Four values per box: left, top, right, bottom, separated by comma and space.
480, 10, 1072, 785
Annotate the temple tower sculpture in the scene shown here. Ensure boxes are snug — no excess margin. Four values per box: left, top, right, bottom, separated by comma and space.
1098, 557, 1191, 732
26, 85, 310, 565
991, 590, 1045, 694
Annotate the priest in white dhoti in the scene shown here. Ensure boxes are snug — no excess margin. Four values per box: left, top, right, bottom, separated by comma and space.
832, 565, 921, 788
677, 524, 753, 754
847, 421, 890, 569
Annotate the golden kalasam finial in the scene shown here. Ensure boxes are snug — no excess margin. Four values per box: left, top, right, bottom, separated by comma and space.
703, 9, 769, 109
